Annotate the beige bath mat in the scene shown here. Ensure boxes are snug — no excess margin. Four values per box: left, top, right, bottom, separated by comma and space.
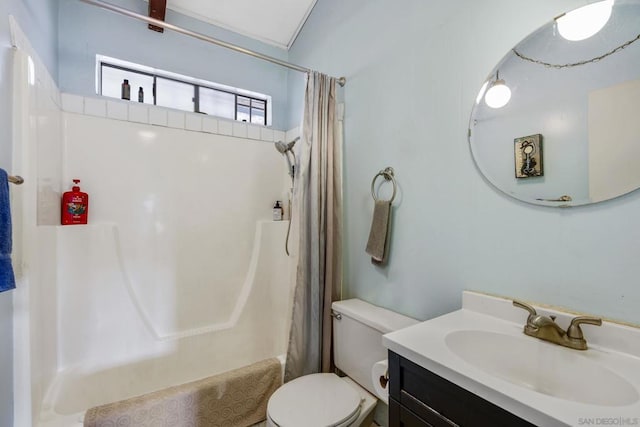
84, 357, 282, 427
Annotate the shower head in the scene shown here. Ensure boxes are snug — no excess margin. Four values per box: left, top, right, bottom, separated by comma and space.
275, 137, 299, 180
274, 141, 288, 154
274, 137, 299, 154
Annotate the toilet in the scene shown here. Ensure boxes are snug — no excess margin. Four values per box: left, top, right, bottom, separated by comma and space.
266, 299, 418, 427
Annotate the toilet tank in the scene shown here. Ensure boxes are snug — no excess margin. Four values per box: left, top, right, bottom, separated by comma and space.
332, 299, 417, 396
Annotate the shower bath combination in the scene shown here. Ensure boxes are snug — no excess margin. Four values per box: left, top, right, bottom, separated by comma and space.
10, 0, 346, 424
274, 137, 299, 255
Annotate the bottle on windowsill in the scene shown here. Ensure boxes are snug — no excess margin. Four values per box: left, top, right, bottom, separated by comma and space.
121, 79, 131, 100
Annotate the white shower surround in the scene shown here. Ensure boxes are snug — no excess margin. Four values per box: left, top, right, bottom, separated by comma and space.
12, 20, 295, 426
62, 114, 292, 339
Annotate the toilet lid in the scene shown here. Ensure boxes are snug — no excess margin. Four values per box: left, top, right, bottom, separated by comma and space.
268, 373, 362, 427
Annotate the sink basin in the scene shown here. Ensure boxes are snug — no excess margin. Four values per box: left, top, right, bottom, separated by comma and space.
445, 330, 639, 406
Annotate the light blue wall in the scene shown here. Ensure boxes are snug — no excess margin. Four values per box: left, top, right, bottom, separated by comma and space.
58, 0, 291, 130
0, 1, 58, 424
289, 0, 640, 325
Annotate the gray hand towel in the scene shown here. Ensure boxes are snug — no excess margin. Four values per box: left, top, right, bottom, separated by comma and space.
365, 200, 391, 264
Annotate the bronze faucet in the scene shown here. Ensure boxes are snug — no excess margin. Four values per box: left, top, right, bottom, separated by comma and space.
513, 300, 602, 350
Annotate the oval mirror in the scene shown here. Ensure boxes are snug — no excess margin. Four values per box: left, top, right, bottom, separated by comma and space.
469, 0, 640, 207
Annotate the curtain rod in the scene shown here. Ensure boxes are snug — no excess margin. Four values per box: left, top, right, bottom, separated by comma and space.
78, 0, 346, 87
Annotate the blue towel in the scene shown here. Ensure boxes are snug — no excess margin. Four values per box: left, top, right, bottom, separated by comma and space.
0, 169, 16, 293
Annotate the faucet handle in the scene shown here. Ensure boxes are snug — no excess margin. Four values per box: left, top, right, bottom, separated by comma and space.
567, 316, 602, 340
513, 300, 539, 331
513, 300, 537, 317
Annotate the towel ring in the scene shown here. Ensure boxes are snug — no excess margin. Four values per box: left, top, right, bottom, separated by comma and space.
371, 167, 397, 203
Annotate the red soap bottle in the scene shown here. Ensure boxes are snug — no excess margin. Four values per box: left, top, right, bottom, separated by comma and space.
61, 179, 89, 225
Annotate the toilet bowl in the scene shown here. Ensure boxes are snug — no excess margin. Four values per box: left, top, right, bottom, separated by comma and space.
266, 374, 376, 427
266, 299, 417, 427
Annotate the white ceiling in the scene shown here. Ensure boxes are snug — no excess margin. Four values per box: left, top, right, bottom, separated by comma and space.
166, 0, 318, 50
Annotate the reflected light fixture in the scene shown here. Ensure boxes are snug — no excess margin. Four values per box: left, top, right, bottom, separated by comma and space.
484, 71, 511, 109
556, 0, 614, 41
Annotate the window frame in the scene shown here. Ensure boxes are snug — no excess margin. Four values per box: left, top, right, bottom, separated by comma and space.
98, 59, 269, 126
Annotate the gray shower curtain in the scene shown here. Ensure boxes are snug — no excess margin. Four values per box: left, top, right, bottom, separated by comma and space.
284, 72, 343, 381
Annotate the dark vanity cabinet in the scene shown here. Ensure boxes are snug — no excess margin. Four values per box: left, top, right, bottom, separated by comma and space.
388, 351, 536, 427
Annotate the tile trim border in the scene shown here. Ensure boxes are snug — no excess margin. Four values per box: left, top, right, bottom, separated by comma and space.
61, 93, 289, 143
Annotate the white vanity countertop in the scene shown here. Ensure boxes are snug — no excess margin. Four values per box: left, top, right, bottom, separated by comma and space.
383, 291, 640, 427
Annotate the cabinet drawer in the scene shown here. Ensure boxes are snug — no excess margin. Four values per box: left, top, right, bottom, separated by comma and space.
390, 396, 456, 427
389, 351, 535, 427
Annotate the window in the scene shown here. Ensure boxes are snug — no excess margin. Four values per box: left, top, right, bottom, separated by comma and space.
199, 87, 235, 120
97, 56, 271, 126
237, 97, 266, 125
155, 77, 194, 111
101, 65, 154, 105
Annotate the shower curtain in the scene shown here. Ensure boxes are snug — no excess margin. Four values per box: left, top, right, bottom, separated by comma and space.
284, 72, 343, 381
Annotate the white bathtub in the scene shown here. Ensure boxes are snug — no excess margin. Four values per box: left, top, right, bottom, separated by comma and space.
35, 221, 293, 427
